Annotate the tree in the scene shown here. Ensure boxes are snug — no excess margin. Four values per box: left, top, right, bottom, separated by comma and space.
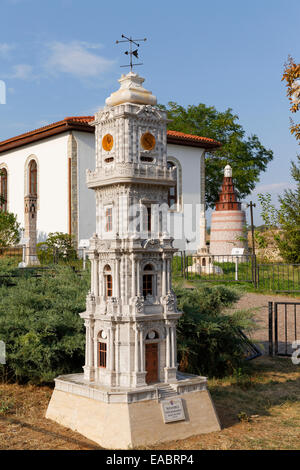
282, 56, 300, 141
0, 211, 20, 247
272, 56, 300, 263
258, 156, 300, 263
162, 102, 274, 207
37, 232, 77, 263
276, 156, 300, 263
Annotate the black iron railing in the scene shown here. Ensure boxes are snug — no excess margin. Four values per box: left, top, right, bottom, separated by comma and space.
173, 251, 300, 292
269, 301, 300, 356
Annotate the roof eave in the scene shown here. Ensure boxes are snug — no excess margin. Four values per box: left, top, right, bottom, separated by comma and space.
0, 121, 94, 153
166, 135, 221, 150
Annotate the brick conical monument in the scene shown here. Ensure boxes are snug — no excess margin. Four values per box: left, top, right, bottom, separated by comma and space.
210, 165, 248, 256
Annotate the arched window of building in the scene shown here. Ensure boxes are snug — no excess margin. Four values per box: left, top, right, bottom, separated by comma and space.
143, 264, 154, 298
167, 157, 182, 211
98, 330, 107, 368
167, 161, 177, 209
29, 160, 37, 195
0, 168, 7, 212
104, 265, 113, 297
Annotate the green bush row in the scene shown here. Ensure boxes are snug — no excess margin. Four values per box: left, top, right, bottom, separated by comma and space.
0, 262, 255, 384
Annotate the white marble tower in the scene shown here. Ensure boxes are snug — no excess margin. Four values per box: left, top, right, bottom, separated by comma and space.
81, 71, 181, 388
46, 71, 220, 448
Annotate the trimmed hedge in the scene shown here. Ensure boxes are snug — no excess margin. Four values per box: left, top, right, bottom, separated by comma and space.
175, 284, 255, 377
0, 264, 89, 383
0, 262, 254, 383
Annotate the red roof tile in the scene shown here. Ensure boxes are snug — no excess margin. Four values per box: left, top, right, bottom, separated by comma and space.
166, 130, 221, 148
0, 116, 221, 153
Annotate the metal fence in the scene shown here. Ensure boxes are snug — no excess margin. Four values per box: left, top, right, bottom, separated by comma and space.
1, 246, 300, 292
173, 252, 300, 293
0, 246, 90, 270
257, 263, 300, 293
269, 301, 300, 356
237, 328, 262, 360
173, 252, 255, 283
0, 246, 23, 261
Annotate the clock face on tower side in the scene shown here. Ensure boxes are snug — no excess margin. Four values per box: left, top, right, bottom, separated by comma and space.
102, 134, 114, 151
141, 132, 156, 151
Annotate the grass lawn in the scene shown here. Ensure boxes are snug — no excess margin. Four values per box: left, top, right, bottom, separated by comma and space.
0, 356, 299, 450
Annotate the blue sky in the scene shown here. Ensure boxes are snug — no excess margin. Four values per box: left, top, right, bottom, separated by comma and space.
0, 0, 299, 225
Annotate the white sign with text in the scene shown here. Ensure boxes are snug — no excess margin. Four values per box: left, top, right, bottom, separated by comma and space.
161, 398, 186, 423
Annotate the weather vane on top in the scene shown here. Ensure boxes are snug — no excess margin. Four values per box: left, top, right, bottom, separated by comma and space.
116, 34, 147, 72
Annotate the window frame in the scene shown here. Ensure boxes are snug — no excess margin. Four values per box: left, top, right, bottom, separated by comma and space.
98, 341, 107, 368
29, 160, 37, 195
167, 157, 182, 212
104, 265, 113, 298
167, 161, 177, 209
0, 168, 8, 212
143, 264, 154, 299
105, 206, 113, 232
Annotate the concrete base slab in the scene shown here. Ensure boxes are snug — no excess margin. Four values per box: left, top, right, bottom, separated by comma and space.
46, 387, 221, 449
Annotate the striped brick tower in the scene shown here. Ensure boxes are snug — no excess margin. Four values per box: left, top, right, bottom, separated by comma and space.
210, 165, 247, 257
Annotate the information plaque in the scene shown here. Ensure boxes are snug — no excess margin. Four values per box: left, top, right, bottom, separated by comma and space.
161, 398, 186, 423
231, 248, 244, 255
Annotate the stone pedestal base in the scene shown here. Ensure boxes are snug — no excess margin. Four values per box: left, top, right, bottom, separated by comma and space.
83, 366, 95, 382
164, 366, 177, 383
46, 373, 221, 449
25, 255, 40, 266
188, 263, 223, 275
132, 371, 147, 388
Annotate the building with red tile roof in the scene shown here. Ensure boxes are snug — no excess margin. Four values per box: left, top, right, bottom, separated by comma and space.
0, 89, 221, 251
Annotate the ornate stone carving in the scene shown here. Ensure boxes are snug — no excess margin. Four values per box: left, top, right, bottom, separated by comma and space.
142, 238, 161, 249
131, 296, 144, 314
162, 291, 177, 312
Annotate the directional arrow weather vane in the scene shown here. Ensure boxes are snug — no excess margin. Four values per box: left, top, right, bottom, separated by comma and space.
116, 34, 147, 72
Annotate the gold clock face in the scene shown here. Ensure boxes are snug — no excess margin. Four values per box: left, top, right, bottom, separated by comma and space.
102, 134, 114, 151
141, 132, 156, 151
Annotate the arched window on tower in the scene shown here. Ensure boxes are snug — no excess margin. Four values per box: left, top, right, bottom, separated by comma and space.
98, 330, 107, 368
104, 265, 113, 297
0, 168, 7, 212
143, 264, 154, 298
29, 160, 37, 195
167, 161, 177, 209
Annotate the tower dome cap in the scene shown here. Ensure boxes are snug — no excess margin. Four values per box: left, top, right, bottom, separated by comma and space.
224, 165, 232, 177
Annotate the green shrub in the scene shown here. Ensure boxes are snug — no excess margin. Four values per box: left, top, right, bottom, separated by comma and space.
37, 232, 77, 264
0, 260, 254, 384
0, 211, 20, 247
0, 263, 89, 384
175, 284, 255, 377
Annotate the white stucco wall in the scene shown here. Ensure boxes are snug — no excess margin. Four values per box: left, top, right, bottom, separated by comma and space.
0, 134, 69, 241
167, 144, 205, 252
73, 131, 96, 241
0, 131, 206, 251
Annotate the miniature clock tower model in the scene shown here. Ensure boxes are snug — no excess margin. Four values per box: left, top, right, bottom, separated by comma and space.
210, 164, 248, 256
46, 38, 220, 448
81, 70, 181, 389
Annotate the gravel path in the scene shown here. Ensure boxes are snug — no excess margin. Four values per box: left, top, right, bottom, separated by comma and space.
229, 292, 300, 355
